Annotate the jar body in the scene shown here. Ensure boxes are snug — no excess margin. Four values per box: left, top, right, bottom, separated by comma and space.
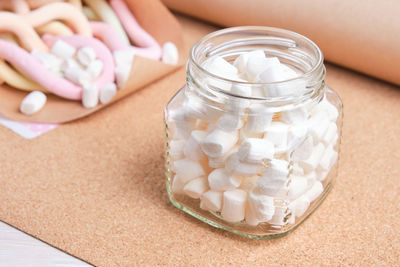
164, 27, 343, 239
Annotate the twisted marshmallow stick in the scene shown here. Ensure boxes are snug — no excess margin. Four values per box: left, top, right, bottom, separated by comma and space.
110, 0, 162, 60
36, 21, 74, 36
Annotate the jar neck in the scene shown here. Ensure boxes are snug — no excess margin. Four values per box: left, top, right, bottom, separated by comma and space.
186, 26, 326, 107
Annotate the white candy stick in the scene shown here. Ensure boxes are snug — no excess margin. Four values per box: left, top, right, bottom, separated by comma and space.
233, 49, 265, 73
173, 158, 205, 181
287, 177, 308, 200
293, 135, 314, 161
87, 59, 103, 79
201, 129, 238, 157
208, 168, 242, 191
264, 122, 289, 154
183, 130, 208, 160
221, 189, 247, 222
294, 195, 310, 217
322, 122, 338, 145
64, 67, 91, 87
299, 143, 325, 173
20, 91, 47, 115
248, 189, 275, 222
281, 105, 309, 124
99, 82, 117, 104
82, 84, 98, 108
317, 145, 338, 173
246, 104, 273, 133
305, 181, 324, 202
238, 138, 274, 164
225, 152, 263, 176
113, 49, 135, 67
51, 40, 76, 59
200, 190, 223, 212
162, 42, 179, 65
77, 46, 96, 66
217, 113, 244, 131
183, 177, 209, 199
169, 140, 186, 160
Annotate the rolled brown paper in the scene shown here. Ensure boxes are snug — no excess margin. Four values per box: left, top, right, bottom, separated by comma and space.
163, 0, 400, 86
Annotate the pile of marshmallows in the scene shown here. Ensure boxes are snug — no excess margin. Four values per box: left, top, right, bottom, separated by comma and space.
168, 50, 339, 227
0, 0, 178, 116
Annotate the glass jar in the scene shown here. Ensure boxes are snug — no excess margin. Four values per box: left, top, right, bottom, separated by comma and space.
164, 26, 343, 239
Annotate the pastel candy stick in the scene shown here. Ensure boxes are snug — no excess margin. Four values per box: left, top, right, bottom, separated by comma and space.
42, 34, 115, 91
0, 39, 82, 99
90, 22, 127, 51
0, 11, 48, 51
82, 6, 100, 21
26, 0, 81, 9
82, 0, 130, 45
36, 21, 74, 36
11, 0, 30, 14
24, 3, 92, 36
110, 0, 162, 60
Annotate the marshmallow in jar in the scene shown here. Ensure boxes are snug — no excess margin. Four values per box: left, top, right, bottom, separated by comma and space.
164, 27, 342, 239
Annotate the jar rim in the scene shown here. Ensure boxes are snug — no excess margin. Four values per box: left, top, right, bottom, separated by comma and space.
188, 26, 325, 101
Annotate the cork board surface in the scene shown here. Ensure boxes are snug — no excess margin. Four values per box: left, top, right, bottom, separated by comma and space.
0, 15, 399, 266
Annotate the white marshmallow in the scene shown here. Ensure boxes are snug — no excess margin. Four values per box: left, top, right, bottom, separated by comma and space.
221, 189, 247, 222
204, 56, 238, 79
200, 190, 223, 212
208, 146, 238, 169
113, 49, 135, 67
86, 59, 104, 79
61, 58, 81, 72
240, 129, 264, 141
169, 108, 196, 140
246, 56, 280, 82
225, 152, 263, 176
183, 130, 208, 160
287, 177, 308, 200
171, 174, 187, 194
64, 67, 91, 87
263, 122, 289, 154
169, 140, 186, 160
201, 129, 238, 157
261, 159, 289, 179
317, 170, 329, 182
233, 50, 265, 73
82, 84, 98, 108
281, 105, 309, 124
173, 158, 205, 181
292, 163, 304, 176
183, 177, 209, 199
208, 168, 242, 191
239, 175, 259, 191
184, 95, 222, 122
238, 138, 274, 164
304, 171, 318, 185
99, 83, 117, 104
287, 124, 308, 151
293, 195, 310, 217
315, 98, 339, 122
217, 113, 244, 131
246, 104, 274, 133
299, 143, 325, 173
293, 135, 314, 161
309, 114, 330, 144
305, 181, 324, 202
250, 85, 266, 98
261, 67, 305, 97
20, 91, 47, 115
162, 42, 179, 65
248, 189, 275, 222
322, 122, 338, 145
115, 64, 131, 88
77, 46, 96, 66
245, 202, 261, 226
31, 50, 62, 73
317, 145, 338, 173
258, 159, 289, 196
51, 39, 76, 59
225, 84, 252, 113
269, 205, 295, 226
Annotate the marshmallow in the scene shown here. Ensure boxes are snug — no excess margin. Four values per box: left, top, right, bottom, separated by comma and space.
169, 108, 196, 140
245, 202, 261, 226
173, 158, 205, 181
292, 163, 304, 176
233, 49, 265, 74
115, 64, 131, 87
322, 122, 338, 145
77, 46, 96, 66
299, 143, 325, 173
183, 130, 208, 160
221, 189, 247, 222
315, 98, 339, 122
246, 56, 280, 82
225, 83, 252, 113
168, 140, 186, 160
51, 39, 76, 59
318, 145, 338, 173
162, 42, 179, 65
304, 171, 318, 185
217, 113, 244, 131
293, 195, 310, 218
240, 129, 264, 141
287, 124, 308, 151
183, 177, 209, 199
258, 159, 289, 195
239, 175, 259, 192
201, 129, 238, 157
281, 105, 309, 124
287, 177, 308, 200
100, 82, 117, 104
200, 190, 223, 212
208, 168, 242, 191
248, 189, 275, 222
61, 58, 81, 72
269, 205, 295, 226
225, 152, 263, 176
305, 181, 324, 202
82, 84, 98, 108
260, 67, 304, 97
246, 104, 273, 133
317, 170, 329, 182
87, 59, 104, 79
20, 91, 47, 115
263, 122, 289, 154
309, 114, 330, 144
204, 56, 238, 79
184, 94, 222, 122
171, 174, 187, 194
31, 50, 62, 73
113, 49, 135, 67
293, 135, 314, 161
238, 138, 274, 164
64, 67, 91, 87
208, 146, 238, 169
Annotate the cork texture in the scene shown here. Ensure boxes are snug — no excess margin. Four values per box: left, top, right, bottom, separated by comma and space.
0, 16, 399, 266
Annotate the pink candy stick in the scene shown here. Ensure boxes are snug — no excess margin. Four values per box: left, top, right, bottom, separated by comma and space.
90, 22, 128, 51
0, 39, 82, 100
42, 34, 115, 91
109, 0, 162, 60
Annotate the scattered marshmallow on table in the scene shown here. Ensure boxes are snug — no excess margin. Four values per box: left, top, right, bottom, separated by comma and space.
100, 82, 117, 104
82, 84, 98, 108
162, 42, 179, 65
20, 91, 47, 115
